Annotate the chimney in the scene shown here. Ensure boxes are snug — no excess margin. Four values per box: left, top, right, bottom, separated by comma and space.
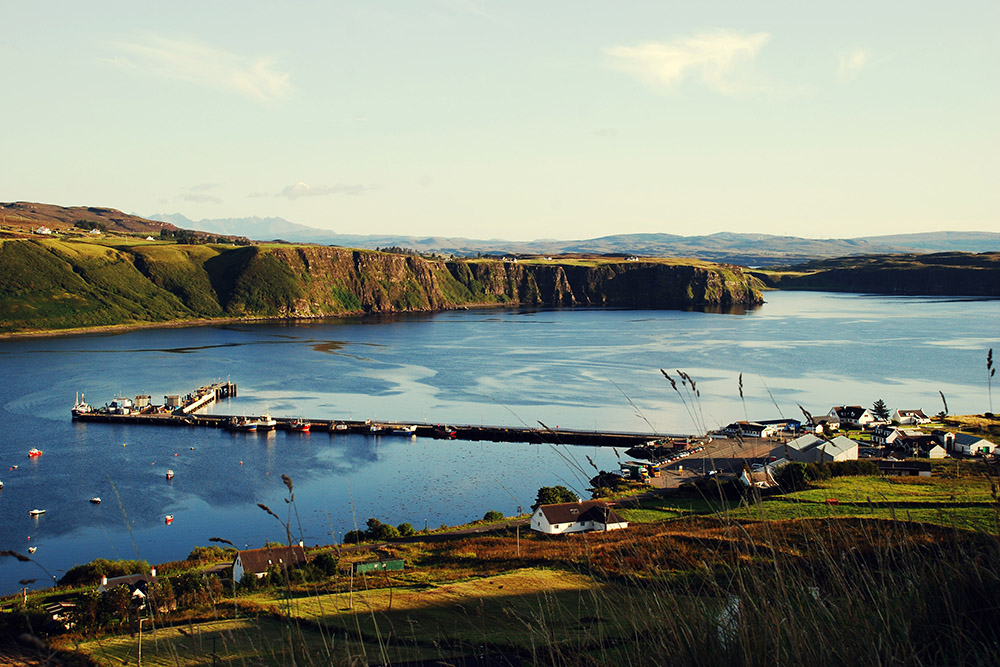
150, 567, 157, 577
101, 575, 107, 586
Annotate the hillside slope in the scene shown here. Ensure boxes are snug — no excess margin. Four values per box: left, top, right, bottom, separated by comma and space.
0, 239, 764, 334
754, 252, 1000, 297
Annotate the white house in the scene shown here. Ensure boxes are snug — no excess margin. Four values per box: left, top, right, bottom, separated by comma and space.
892, 409, 931, 426
950, 433, 997, 457
827, 406, 876, 430
771, 434, 858, 463
530, 501, 627, 535
232, 545, 307, 583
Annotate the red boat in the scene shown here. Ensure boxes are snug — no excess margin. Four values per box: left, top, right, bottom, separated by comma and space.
433, 425, 457, 439
28, 448, 43, 458
289, 418, 311, 433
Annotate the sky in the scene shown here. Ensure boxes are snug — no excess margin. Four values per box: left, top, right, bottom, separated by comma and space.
2, 1, 997, 241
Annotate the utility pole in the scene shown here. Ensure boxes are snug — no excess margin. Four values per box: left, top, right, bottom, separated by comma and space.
137, 617, 144, 666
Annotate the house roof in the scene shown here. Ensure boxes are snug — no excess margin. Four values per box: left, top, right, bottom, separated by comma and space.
784, 434, 857, 458
878, 460, 932, 472
536, 500, 625, 526
953, 433, 993, 447
236, 545, 307, 574
895, 409, 928, 418
102, 573, 156, 590
832, 406, 868, 420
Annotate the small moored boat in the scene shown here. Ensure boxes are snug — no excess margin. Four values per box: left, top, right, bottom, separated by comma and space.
393, 425, 417, 435
289, 418, 311, 432
433, 425, 457, 439
229, 416, 257, 432
165, 469, 174, 480
89, 497, 101, 504
164, 514, 174, 524
255, 413, 277, 431
29, 508, 46, 516
28, 448, 43, 458
28, 546, 37, 554
334, 423, 348, 431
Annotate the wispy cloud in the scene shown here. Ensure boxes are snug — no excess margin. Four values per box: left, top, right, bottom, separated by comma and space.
112, 36, 292, 103
181, 192, 221, 204
280, 182, 370, 200
180, 183, 222, 204
605, 30, 770, 95
838, 48, 868, 83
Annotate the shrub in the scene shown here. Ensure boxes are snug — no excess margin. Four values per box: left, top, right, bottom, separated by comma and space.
482, 510, 505, 523
398, 522, 415, 537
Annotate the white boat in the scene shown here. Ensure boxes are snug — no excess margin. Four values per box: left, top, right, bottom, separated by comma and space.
255, 413, 277, 431
165, 469, 174, 480
334, 423, 348, 431
28, 546, 37, 554
72, 392, 92, 418
165, 514, 174, 524
393, 425, 417, 434
29, 508, 46, 516
89, 497, 101, 504
0, 480, 4, 489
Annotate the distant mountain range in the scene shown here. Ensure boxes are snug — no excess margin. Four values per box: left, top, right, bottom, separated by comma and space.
147, 212, 1000, 266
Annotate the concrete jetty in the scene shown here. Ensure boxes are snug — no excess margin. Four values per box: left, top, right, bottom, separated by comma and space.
72, 380, 696, 447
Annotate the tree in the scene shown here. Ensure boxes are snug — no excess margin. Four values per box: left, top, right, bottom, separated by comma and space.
482, 510, 504, 523
531, 485, 577, 510
871, 399, 890, 421
312, 552, 339, 575
397, 522, 415, 537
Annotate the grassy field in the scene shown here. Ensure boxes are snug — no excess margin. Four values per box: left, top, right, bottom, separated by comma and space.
68, 568, 710, 665
615, 469, 1000, 534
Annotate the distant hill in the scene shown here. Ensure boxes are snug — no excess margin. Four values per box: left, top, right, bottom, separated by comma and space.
146, 212, 1000, 266
754, 252, 1000, 297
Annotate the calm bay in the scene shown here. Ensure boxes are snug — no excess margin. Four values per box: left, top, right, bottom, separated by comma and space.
1, 290, 997, 595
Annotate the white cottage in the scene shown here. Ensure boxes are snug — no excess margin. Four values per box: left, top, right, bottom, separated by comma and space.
530, 501, 627, 535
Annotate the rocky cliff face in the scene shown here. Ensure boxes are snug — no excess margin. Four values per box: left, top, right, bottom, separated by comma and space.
0, 239, 764, 333
254, 246, 764, 318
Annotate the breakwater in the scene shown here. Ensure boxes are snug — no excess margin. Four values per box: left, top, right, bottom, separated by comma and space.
72, 411, 696, 447
72, 381, 696, 447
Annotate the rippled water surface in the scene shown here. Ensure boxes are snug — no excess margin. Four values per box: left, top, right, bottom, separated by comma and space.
1, 291, 997, 594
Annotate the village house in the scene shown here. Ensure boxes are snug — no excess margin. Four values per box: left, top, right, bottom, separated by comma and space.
772, 434, 858, 463
878, 460, 932, 477
892, 409, 931, 426
530, 500, 627, 535
723, 419, 797, 438
869, 424, 898, 446
97, 568, 161, 610
232, 545, 308, 583
949, 433, 997, 457
827, 406, 876, 430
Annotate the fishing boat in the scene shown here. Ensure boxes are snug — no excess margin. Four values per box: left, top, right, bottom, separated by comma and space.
255, 412, 277, 431
28, 546, 37, 554
165, 469, 174, 480
164, 514, 174, 524
433, 425, 457, 439
89, 497, 101, 504
228, 416, 257, 432
393, 425, 418, 435
0, 480, 3, 489
28, 448, 43, 458
334, 423, 348, 431
29, 508, 46, 516
71, 392, 92, 418
289, 418, 311, 432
